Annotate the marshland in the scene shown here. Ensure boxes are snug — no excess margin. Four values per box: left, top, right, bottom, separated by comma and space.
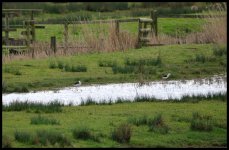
2, 2, 227, 148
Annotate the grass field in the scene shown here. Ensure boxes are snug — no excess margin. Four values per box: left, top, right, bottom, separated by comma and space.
2, 43, 226, 93
2, 98, 227, 148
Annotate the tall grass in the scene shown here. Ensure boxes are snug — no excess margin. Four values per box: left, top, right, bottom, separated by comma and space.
190, 112, 213, 132
186, 3, 227, 44
111, 123, 132, 143
15, 131, 33, 144
36, 130, 72, 147
2, 100, 63, 113
148, 114, 169, 134
31, 115, 60, 125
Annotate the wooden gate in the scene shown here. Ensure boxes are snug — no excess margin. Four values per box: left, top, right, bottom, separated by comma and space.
137, 10, 158, 48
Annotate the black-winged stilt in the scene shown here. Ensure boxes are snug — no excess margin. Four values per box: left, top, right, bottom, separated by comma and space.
162, 73, 171, 80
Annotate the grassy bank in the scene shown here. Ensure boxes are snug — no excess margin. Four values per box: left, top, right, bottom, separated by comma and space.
2, 44, 227, 93
2, 97, 227, 148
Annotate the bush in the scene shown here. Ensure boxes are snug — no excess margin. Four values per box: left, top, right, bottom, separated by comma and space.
111, 123, 132, 143
31, 115, 60, 125
148, 114, 169, 134
2, 135, 12, 148
190, 112, 213, 132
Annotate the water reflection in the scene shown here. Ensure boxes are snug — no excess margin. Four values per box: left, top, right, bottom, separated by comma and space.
2, 76, 227, 106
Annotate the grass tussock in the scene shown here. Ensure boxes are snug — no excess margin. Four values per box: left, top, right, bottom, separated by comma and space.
190, 112, 213, 132
31, 115, 60, 125
15, 131, 32, 144
111, 123, 132, 143
49, 60, 87, 72
72, 126, 91, 140
148, 114, 169, 134
98, 60, 117, 67
128, 115, 148, 126
36, 130, 72, 147
212, 44, 227, 57
72, 126, 101, 142
2, 100, 63, 113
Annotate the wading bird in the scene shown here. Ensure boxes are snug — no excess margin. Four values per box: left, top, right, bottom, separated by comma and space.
162, 73, 171, 80
74, 81, 81, 87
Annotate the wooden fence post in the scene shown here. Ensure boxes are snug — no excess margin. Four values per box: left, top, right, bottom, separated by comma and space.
64, 23, 68, 55
25, 20, 30, 48
151, 10, 158, 37
115, 20, 119, 37
5, 13, 9, 45
51, 36, 56, 54
137, 19, 143, 48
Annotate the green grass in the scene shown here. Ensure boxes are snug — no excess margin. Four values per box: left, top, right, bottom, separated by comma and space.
2, 99, 227, 148
2, 44, 226, 93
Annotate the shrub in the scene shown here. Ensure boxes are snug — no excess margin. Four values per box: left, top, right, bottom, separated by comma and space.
190, 112, 213, 132
148, 114, 169, 134
111, 123, 132, 143
2, 135, 12, 148
72, 126, 92, 140
31, 115, 60, 125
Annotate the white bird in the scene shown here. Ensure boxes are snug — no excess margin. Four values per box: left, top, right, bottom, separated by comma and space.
74, 81, 81, 87
162, 73, 171, 80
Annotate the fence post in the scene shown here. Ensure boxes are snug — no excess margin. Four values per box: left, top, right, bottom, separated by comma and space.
51, 36, 56, 54
151, 10, 158, 37
64, 23, 68, 55
137, 19, 143, 48
115, 20, 119, 37
5, 13, 9, 45
25, 20, 30, 48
